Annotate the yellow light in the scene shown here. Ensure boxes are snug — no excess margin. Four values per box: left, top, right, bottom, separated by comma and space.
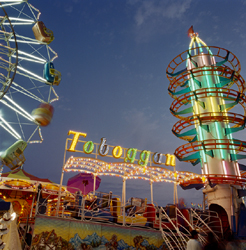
165, 154, 176, 166
67, 131, 87, 151
112, 146, 123, 158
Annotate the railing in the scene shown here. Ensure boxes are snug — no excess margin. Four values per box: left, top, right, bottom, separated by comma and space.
159, 206, 187, 250
189, 208, 223, 239
33, 190, 223, 250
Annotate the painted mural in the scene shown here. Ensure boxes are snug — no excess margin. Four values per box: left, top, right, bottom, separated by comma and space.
31, 216, 167, 250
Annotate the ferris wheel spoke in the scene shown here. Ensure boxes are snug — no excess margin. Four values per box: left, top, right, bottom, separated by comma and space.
10, 69, 46, 84
16, 65, 46, 82
3, 95, 36, 121
0, 1, 25, 3
9, 34, 46, 44
9, 35, 49, 62
18, 41, 50, 61
0, 27, 12, 35
27, 44, 49, 61
8, 1, 31, 30
0, 29, 13, 41
11, 72, 53, 101
4, 22, 32, 25
14, 50, 46, 64
9, 1, 39, 21
17, 40, 48, 61
0, 44, 16, 57
10, 39, 45, 45
13, 55, 44, 64
0, 117, 21, 140
0, 58, 15, 69
8, 17, 34, 23
0, 2, 23, 8
0, 74, 9, 85
11, 33, 57, 60
12, 53, 46, 64
0, 63, 16, 80
0, 99, 35, 123
9, 83, 46, 103
3, 16, 34, 26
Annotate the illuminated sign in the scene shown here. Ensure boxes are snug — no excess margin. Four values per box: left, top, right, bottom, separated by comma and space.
66, 131, 175, 167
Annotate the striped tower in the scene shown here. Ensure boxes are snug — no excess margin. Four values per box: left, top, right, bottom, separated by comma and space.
166, 27, 246, 234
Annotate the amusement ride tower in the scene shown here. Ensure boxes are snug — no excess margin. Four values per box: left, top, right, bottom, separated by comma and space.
166, 27, 246, 234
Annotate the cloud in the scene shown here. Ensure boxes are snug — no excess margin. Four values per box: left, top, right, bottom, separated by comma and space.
132, 0, 193, 26
115, 108, 176, 153
64, 0, 81, 13
128, 0, 193, 43
123, 108, 160, 146
124, 108, 159, 130
65, 5, 73, 14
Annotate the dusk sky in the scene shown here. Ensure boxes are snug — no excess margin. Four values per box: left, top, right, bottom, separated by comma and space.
2, 0, 246, 207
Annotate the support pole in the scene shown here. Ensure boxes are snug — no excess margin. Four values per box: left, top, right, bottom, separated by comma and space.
174, 182, 178, 204
56, 169, 64, 216
81, 195, 85, 221
173, 167, 178, 205
93, 174, 96, 195
150, 180, 153, 204
122, 178, 126, 226
29, 190, 36, 218
56, 139, 68, 216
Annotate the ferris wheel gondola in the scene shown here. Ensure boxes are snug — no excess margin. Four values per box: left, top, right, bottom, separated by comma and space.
0, 1, 61, 171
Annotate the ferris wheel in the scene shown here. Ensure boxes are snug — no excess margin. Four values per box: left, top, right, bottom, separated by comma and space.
0, 1, 61, 170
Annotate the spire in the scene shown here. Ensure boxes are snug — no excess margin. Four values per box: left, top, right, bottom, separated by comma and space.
188, 26, 198, 38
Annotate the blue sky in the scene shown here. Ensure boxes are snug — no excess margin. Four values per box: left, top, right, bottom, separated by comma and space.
2, 0, 246, 207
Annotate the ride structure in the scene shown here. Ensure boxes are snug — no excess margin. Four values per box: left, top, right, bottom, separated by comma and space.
166, 26, 246, 235
0, 1, 61, 172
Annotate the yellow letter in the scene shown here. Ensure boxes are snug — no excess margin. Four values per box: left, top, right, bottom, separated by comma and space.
67, 131, 87, 152
165, 154, 176, 166
112, 146, 123, 159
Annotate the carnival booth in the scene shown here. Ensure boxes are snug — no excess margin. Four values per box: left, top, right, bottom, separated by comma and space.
0, 169, 74, 223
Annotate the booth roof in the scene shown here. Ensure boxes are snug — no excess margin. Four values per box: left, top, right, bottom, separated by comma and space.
1, 169, 53, 183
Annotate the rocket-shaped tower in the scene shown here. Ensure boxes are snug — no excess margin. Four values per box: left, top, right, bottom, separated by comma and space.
166, 27, 246, 234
